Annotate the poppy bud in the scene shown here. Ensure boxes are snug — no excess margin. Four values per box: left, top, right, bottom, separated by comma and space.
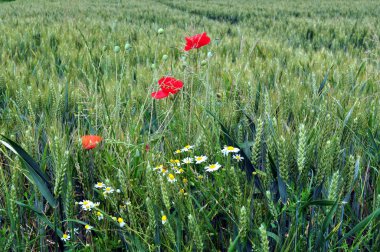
124, 43, 132, 51
162, 54, 168, 61
158, 28, 164, 34
207, 51, 213, 58
200, 60, 207, 66
216, 92, 222, 99
102, 45, 107, 51
114, 46, 120, 53
151, 64, 156, 69
145, 144, 150, 152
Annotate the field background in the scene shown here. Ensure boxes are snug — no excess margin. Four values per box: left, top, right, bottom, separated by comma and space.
0, 0, 380, 251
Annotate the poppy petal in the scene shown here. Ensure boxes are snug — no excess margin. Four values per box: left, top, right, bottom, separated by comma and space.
151, 89, 170, 99
82, 135, 103, 150
158, 77, 184, 93
184, 32, 211, 51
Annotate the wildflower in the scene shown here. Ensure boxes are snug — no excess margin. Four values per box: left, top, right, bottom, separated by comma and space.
118, 217, 126, 227
179, 188, 185, 194
79, 200, 95, 211
184, 32, 211, 51
221, 146, 240, 156
162, 215, 167, 225
181, 145, 194, 152
160, 167, 168, 175
170, 159, 181, 167
167, 173, 177, 183
103, 187, 114, 194
61, 233, 70, 242
153, 164, 164, 171
174, 149, 181, 154
198, 175, 204, 179
81, 135, 103, 150
84, 224, 92, 233
183, 178, 188, 184
94, 182, 106, 189
151, 76, 184, 99
194, 155, 208, 164
175, 168, 184, 174
232, 154, 244, 162
205, 163, 222, 172
96, 211, 104, 220
182, 157, 194, 164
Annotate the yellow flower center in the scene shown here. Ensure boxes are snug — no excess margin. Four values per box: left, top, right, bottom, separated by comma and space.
168, 174, 175, 180
227, 146, 235, 151
175, 150, 181, 153
117, 218, 124, 223
185, 145, 191, 149
63, 234, 68, 239
179, 168, 184, 173
196, 157, 202, 161
162, 215, 167, 221
209, 164, 217, 169
97, 182, 103, 186
174, 159, 180, 163
85, 225, 90, 230
105, 188, 111, 192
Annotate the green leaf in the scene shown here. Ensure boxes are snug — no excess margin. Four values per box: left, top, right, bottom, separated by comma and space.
337, 207, 380, 245
227, 234, 240, 252
0, 136, 57, 208
15, 201, 63, 237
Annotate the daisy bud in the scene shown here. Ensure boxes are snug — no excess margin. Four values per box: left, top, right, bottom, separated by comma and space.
124, 43, 131, 51
158, 28, 164, 34
162, 54, 168, 61
114, 46, 120, 53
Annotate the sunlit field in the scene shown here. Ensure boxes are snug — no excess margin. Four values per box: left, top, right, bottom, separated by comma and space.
0, 0, 380, 251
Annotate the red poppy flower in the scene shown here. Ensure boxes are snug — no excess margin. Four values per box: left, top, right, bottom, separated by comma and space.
81, 135, 103, 150
151, 76, 184, 99
184, 32, 211, 51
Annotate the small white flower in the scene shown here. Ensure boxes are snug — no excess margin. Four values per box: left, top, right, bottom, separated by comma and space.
84, 224, 92, 233
205, 162, 222, 172
96, 211, 104, 220
118, 217, 126, 227
167, 173, 177, 183
221, 146, 240, 156
61, 233, 70, 242
174, 149, 182, 154
174, 168, 184, 174
116, 189, 121, 193
162, 215, 167, 225
194, 155, 208, 164
182, 157, 194, 164
232, 154, 244, 162
79, 200, 95, 211
94, 182, 106, 189
103, 187, 114, 194
181, 145, 194, 152
153, 164, 163, 171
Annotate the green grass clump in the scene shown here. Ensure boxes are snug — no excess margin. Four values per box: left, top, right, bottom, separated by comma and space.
0, 0, 379, 251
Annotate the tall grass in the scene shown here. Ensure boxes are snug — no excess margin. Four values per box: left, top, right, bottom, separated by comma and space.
0, 0, 379, 251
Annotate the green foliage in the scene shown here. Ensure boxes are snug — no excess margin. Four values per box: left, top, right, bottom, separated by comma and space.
0, 0, 379, 251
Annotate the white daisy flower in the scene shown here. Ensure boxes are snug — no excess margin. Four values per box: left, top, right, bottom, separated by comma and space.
103, 187, 114, 194
205, 162, 222, 172
194, 155, 208, 164
221, 146, 240, 156
153, 164, 163, 171
167, 173, 177, 183
61, 233, 70, 242
84, 224, 92, 233
174, 168, 184, 174
162, 215, 167, 225
96, 211, 104, 220
182, 157, 194, 164
79, 200, 95, 211
181, 145, 194, 152
94, 182, 106, 189
174, 149, 182, 154
232, 154, 244, 162
118, 217, 126, 227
